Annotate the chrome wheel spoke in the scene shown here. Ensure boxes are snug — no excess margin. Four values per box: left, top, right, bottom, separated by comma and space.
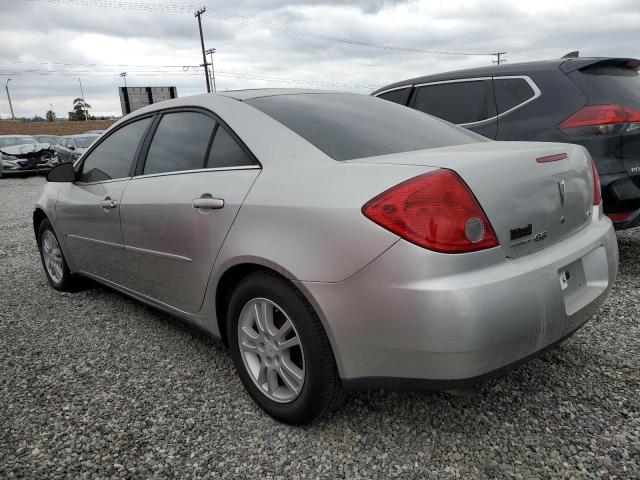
278, 335, 300, 350
278, 364, 302, 394
267, 367, 279, 394
280, 357, 304, 384
256, 361, 268, 386
238, 298, 305, 403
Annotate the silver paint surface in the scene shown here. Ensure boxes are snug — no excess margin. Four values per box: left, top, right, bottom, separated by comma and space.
34, 90, 619, 382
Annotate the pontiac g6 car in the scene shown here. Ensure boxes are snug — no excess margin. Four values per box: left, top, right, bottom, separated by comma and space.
34, 90, 618, 424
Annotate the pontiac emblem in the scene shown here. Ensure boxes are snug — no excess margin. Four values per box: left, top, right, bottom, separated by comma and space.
558, 180, 566, 207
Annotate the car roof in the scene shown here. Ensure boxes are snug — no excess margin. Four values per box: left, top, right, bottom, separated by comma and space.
218, 88, 345, 101
372, 56, 639, 94
0, 134, 37, 138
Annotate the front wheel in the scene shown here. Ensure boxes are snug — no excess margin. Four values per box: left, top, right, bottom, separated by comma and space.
227, 271, 345, 424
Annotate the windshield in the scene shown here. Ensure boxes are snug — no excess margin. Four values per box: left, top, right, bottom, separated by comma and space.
74, 136, 98, 148
246, 93, 485, 161
0, 136, 39, 147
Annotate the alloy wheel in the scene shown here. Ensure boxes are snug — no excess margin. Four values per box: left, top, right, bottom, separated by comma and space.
237, 298, 305, 403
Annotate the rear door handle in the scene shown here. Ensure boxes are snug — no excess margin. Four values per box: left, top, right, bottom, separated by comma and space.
192, 197, 224, 210
100, 197, 117, 209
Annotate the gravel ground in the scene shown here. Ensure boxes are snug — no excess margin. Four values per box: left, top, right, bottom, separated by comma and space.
0, 175, 638, 479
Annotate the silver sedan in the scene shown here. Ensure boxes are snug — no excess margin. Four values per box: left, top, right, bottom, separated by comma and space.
34, 90, 618, 424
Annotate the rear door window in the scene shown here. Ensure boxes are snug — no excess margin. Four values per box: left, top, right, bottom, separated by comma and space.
143, 111, 216, 175
79, 117, 151, 183
376, 87, 411, 106
206, 126, 255, 169
411, 80, 497, 125
493, 77, 536, 114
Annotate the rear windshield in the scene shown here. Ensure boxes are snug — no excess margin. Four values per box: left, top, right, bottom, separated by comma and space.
246, 93, 484, 161
572, 64, 640, 109
74, 136, 98, 148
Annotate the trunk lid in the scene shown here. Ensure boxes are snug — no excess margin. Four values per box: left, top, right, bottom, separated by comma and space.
349, 141, 594, 258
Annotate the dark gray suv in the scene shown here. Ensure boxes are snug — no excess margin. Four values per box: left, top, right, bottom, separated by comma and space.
373, 55, 640, 230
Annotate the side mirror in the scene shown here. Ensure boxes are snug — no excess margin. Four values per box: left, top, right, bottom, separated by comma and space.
47, 162, 76, 182
69, 145, 75, 150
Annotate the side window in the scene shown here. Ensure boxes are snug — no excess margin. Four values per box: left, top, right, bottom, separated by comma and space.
494, 78, 536, 114
376, 87, 411, 105
79, 117, 151, 183
60, 138, 68, 148
69, 139, 75, 149
206, 125, 255, 169
412, 80, 496, 125
143, 111, 215, 175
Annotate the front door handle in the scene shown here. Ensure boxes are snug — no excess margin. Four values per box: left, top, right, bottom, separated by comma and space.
100, 197, 117, 209
192, 196, 224, 210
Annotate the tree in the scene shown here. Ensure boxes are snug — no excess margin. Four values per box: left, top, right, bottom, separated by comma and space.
46, 110, 56, 122
69, 97, 93, 121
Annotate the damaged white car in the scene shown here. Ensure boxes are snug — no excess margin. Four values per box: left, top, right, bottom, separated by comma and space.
0, 135, 59, 178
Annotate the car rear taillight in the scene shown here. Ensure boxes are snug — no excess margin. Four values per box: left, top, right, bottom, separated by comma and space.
558, 104, 640, 136
362, 169, 499, 254
591, 158, 602, 205
607, 212, 631, 222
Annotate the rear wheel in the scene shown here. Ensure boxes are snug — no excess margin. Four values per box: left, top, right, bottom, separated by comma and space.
37, 219, 80, 291
227, 271, 345, 424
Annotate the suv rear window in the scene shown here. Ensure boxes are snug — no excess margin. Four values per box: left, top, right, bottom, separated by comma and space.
246, 93, 483, 161
572, 64, 640, 109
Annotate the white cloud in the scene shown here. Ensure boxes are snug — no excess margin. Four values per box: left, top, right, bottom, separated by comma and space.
1, 0, 638, 117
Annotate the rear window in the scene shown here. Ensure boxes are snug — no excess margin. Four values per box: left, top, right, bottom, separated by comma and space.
572, 64, 640, 109
246, 93, 483, 161
494, 78, 536, 114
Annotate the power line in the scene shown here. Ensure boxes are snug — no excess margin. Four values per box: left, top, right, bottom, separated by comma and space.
27, 0, 499, 57
0, 67, 381, 89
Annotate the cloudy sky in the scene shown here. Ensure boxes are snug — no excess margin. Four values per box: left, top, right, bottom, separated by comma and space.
1, 0, 638, 118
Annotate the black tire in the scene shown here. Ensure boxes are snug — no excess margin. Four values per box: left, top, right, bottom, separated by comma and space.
37, 218, 80, 292
227, 271, 346, 424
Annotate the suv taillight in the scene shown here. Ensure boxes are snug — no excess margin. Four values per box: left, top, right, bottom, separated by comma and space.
362, 169, 499, 254
558, 104, 640, 136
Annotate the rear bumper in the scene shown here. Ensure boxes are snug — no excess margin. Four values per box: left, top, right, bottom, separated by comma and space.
601, 173, 640, 229
303, 205, 618, 386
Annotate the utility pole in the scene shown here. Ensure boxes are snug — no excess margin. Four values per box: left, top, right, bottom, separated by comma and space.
78, 77, 88, 121
205, 48, 217, 92
120, 72, 127, 88
493, 52, 507, 65
195, 7, 212, 93
5, 78, 15, 120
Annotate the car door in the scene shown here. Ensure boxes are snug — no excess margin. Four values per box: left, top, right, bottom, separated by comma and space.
54, 116, 154, 284
119, 109, 260, 313
409, 78, 498, 139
